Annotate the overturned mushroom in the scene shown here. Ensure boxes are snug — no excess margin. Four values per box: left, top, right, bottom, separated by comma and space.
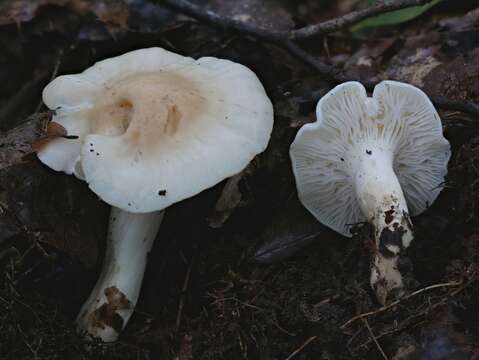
290, 81, 450, 304
36, 47, 274, 341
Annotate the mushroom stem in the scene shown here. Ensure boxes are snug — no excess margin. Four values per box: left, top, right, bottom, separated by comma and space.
354, 145, 413, 304
76, 207, 164, 342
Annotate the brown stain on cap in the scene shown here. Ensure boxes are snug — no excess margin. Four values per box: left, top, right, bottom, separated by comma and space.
88, 286, 132, 333
88, 71, 206, 151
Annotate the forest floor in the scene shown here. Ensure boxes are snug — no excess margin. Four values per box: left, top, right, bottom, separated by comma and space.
1, 0, 479, 359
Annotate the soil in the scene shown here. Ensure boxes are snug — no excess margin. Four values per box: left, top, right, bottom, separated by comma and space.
1, 1, 479, 359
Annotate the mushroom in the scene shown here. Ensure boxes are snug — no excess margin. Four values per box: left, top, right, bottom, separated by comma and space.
290, 81, 450, 304
36, 47, 274, 341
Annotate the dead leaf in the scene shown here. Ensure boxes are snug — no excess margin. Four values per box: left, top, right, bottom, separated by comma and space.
207, 172, 245, 228
254, 196, 325, 264
31, 121, 78, 153
423, 49, 479, 101
377, 31, 442, 86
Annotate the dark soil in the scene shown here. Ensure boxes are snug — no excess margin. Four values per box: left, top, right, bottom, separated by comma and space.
1, 1, 479, 359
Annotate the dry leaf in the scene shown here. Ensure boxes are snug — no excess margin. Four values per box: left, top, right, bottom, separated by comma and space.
31, 121, 78, 153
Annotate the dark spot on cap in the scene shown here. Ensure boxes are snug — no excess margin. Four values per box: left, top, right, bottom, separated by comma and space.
340, 157, 345, 162
96, 152, 100, 156
366, 150, 372, 155
158, 190, 167, 196
128, 203, 131, 206
90, 149, 94, 152
90, 143, 93, 146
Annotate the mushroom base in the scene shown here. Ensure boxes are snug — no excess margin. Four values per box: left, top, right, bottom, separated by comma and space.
369, 203, 414, 305
353, 146, 414, 304
76, 207, 164, 342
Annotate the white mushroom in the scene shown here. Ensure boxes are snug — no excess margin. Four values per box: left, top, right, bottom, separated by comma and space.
290, 81, 450, 304
36, 47, 274, 341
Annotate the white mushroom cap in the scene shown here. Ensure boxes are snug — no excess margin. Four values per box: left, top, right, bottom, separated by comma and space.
290, 81, 450, 237
37, 47, 274, 213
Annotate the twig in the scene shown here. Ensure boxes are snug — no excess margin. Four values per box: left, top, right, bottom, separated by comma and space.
175, 256, 195, 332
341, 280, 463, 329
282, 40, 337, 80
361, 318, 389, 360
160, 0, 479, 118
352, 273, 478, 350
431, 96, 479, 118
34, 49, 63, 114
290, 0, 433, 40
161, 0, 433, 41
285, 336, 317, 360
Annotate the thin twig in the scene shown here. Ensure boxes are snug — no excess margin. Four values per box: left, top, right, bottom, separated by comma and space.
34, 49, 63, 114
361, 318, 389, 360
431, 96, 479, 118
341, 280, 463, 329
282, 40, 337, 80
285, 336, 317, 360
175, 256, 195, 332
291, 0, 433, 40
354, 272, 478, 350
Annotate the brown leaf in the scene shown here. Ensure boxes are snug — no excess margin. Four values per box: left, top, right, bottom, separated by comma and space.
45, 121, 67, 138
31, 121, 77, 153
254, 196, 325, 264
207, 172, 245, 228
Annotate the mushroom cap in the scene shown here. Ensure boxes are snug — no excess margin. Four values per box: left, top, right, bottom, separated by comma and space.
290, 81, 450, 237
38, 47, 274, 213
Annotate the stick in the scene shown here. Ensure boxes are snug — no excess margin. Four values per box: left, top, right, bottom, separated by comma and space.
285, 336, 317, 360
362, 318, 389, 360
341, 280, 463, 329
291, 0, 433, 40
175, 257, 195, 332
